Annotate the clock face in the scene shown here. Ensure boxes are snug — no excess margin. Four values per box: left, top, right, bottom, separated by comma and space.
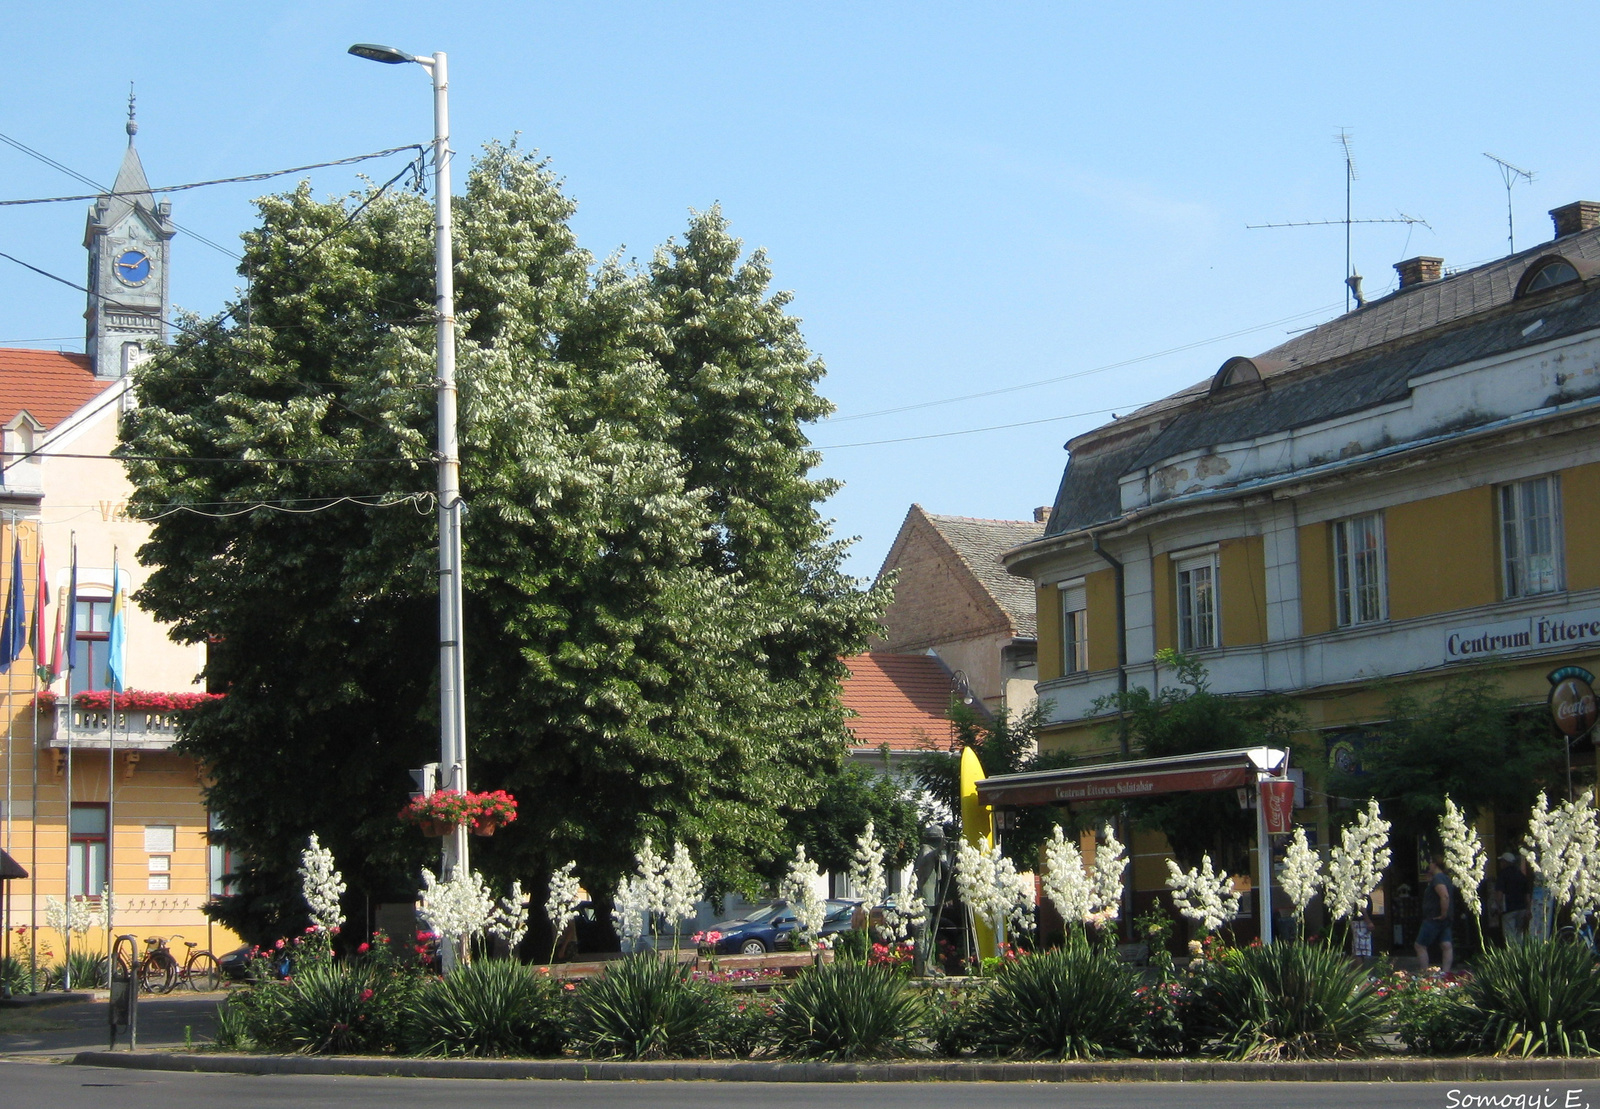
114, 249, 153, 287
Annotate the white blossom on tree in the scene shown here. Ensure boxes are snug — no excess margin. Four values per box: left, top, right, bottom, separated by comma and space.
298, 833, 346, 932
955, 840, 1036, 938
1439, 796, 1487, 918
419, 868, 496, 943
1280, 827, 1323, 922
780, 844, 826, 942
488, 880, 529, 950
1090, 825, 1128, 924
1041, 825, 1092, 926
1165, 854, 1241, 935
848, 821, 887, 919
1325, 800, 1392, 922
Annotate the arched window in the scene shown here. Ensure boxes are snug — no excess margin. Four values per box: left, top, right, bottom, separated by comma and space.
1518, 257, 1582, 297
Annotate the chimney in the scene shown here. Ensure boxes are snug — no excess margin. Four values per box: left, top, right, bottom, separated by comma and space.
1394, 256, 1443, 289
1033, 506, 1051, 524
1550, 201, 1600, 239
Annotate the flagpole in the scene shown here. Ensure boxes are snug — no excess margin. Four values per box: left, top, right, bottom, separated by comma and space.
28, 525, 42, 993
2, 513, 11, 980
105, 549, 118, 980
62, 536, 75, 990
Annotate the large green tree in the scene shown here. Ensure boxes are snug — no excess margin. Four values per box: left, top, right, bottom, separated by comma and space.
121, 144, 886, 941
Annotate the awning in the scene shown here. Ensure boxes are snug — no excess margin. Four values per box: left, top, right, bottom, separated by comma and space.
0, 849, 27, 880
976, 746, 1287, 808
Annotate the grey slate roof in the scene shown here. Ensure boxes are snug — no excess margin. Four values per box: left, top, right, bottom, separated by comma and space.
1043, 221, 1600, 539
923, 513, 1044, 637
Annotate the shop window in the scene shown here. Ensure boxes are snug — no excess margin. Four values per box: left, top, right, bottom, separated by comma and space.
1332, 512, 1387, 627
1175, 553, 1218, 651
69, 803, 108, 898
1501, 475, 1563, 598
1059, 582, 1088, 674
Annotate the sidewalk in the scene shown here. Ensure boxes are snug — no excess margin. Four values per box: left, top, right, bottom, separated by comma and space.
0, 992, 220, 1057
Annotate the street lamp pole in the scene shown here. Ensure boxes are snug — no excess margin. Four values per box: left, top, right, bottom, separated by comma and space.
349, 45, 469, 893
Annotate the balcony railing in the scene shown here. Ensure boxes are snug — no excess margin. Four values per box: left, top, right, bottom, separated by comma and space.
40, 703, 184, 750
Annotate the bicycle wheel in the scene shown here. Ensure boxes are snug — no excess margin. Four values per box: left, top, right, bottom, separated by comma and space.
186, 951, 221, 992
140, 954, 176, 994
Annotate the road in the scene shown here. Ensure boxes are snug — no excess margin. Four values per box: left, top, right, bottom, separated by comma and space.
1, 1064, 1592, 1109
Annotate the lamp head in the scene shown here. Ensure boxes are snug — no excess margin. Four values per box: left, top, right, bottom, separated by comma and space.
348, 43, 415, 64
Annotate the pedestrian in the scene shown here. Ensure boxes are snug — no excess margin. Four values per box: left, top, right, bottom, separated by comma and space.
1414, 856, 1454, 976
1495, 850, 1530, 944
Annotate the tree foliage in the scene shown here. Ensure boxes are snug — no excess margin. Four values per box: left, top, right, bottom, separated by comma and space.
120, 143, 886, 939
1092, 651, 1302, 870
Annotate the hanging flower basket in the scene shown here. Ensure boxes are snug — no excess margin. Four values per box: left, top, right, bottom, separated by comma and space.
399, 789, 472, 832
469, 790, 518, 836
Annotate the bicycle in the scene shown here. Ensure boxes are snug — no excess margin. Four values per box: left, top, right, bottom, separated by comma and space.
139, 935, 222, 993
1556, 910, 1599, 956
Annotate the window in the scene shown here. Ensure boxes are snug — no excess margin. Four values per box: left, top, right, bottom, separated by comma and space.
209, 812, 237, 898
74, 597, 110, 692
1523, 259, 1580, 295
1332, 513, 1387, 627
1175, 554, 1218, 651
1060, 583, 1088, 674
1501, 475, 1563, 598
69, 803, 108, 898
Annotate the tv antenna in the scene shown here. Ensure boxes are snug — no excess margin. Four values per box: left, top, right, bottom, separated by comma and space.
1248, 129, 1430, 311
1484, 153, 1535, 254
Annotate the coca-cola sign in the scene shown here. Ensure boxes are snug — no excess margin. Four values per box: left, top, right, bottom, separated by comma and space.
1548, 666, 1599, 739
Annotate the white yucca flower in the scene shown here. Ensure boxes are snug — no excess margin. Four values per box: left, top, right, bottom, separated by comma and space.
956, 839, 1036, 938
1325, 800, 1391, 922
633, 837, 670, 918
298, 833, 346, 932
418, 867, 496, 942
488, 881, 529, 949
46, 895, 106, 938
879, 892, 927, 943
661, 841, 703, 936
1523, 790, 1600, 916
546, 861, 583, 940
1090, 825, 1128, 922
781, 844, 826, 941
1041, 825, 1092, 925
1279, 826, 1323, 921
611, 874, 648, 947
848, 821, 887, 920
1165, 854, 1240, 935
1439, 796, 1487, 917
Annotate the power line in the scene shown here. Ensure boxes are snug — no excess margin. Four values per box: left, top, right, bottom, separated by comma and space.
824, 301, 1344, 424
0, 144, 426, 208
3, 449, 422, 465
815, 403, 1155, 450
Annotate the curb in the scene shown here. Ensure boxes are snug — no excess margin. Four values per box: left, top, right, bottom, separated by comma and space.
1, 992, 96, 1009
70, 1051, 1600, 1083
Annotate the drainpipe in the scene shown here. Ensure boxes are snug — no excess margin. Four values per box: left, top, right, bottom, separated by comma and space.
1090, 530, 1130, 757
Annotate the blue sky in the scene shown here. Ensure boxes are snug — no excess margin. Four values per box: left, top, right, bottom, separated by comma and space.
3, 2, 1596, 578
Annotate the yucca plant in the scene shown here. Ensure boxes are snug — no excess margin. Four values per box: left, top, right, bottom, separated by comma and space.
1460, 939, 1600, 1056
1194, 940, 1387, 1060
252, 962, 416, 1054
768, 959, 926, 1060
51, 950, 110, 990
405, 958, 565, 1057
569, 953, 720, 1059
972, 937, 1148, 1059
1, 954, 39, 995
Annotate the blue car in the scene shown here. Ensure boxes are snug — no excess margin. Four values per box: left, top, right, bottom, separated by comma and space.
707, 899, 862, 955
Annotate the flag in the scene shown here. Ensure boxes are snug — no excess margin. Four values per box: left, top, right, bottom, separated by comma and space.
31, 541, 48, 682
0, 536, 23, 673
106, 557, 126, 693
58, 544, 77, 677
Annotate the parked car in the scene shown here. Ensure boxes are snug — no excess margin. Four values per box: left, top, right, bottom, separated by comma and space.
705, 899, 862, 955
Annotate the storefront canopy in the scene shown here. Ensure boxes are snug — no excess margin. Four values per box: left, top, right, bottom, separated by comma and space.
0, 849, 26, 881
975, 746, 1288, 809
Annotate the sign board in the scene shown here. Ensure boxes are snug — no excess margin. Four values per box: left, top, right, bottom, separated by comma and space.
1549, 666, 1599, 738
1260, 779, 1295, 834
994, 766, 1257, 808
1445, 607, 1600, 662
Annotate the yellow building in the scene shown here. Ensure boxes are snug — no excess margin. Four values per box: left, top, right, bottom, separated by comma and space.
1004, 203, 1600, 947
0, 121, 238, 978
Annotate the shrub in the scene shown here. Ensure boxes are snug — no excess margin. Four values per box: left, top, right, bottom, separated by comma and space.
569, 953, 721, 1059
704, 992, 778, 1058
924, 982, 988, 1057
51, 950, 110, 990
768, 960, 926, 1060
405, 958, 565, 1057
1459, 940, 1600, 1056
1387, 970, 1474, 1056
832, 928, 871, 962
248, 962, 417, 1054
1193, 941, 1387, 1060
1, 954, 38, 995
971, 939, 1148, 1059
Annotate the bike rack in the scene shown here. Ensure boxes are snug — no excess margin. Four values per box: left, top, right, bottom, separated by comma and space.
109, 934, 138, 1051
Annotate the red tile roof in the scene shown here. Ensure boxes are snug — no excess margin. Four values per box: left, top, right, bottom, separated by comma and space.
841, 652, 956, 752
0, 349, 113, 431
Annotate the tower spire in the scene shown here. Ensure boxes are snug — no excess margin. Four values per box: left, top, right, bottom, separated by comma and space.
126, 82, 137, 143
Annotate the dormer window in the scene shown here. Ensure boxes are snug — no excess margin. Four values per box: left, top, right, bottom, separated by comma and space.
1210, 357, 1261, 395
1516, 256, 1583, 297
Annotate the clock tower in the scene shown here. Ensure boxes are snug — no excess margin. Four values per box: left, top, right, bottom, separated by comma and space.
84, 99, 173, 379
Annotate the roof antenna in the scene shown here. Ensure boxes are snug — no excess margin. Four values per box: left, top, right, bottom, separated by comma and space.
1248, 129, 1430, 312
125, 82, 137, 143
1484, 153, 1534, 254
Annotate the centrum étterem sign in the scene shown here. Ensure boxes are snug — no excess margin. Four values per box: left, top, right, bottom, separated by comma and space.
1445, 606, 1600, 661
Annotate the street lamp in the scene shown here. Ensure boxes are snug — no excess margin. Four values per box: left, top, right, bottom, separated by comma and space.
349, 44, 469, 894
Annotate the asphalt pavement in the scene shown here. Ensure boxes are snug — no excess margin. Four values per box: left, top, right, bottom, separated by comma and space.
3, 1064, 1593, 1109
0, 991, 219, 1056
